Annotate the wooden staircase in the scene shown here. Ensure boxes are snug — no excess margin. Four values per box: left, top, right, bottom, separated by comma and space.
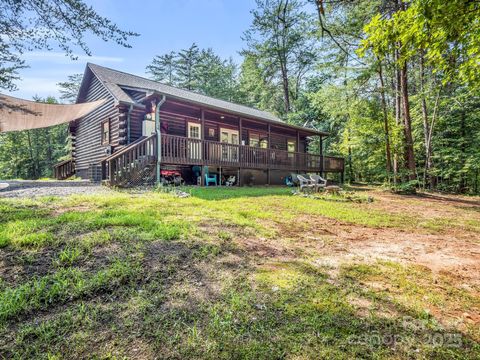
53, 159, 75, 180
102, 134, 157, 187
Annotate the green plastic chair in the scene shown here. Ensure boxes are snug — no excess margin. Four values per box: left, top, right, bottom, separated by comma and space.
204, 166, 217, 186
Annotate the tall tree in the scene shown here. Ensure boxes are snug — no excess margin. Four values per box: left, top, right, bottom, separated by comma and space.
237, 54, 281, 112
146, 44, 240, 102
57, 74, 83, 103
377, 61, 393, 179
242, 0, 316, 116
361, 5, 417, 180
176, 43, 200, 91
146, 52, 177, 85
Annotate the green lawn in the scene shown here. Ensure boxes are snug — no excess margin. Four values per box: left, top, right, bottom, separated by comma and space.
0, 187, 478, 359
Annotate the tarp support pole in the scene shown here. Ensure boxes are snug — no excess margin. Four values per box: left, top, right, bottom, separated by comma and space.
155, 95, 166, 185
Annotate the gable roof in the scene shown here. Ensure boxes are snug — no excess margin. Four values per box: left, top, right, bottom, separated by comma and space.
78, 63, 328, 136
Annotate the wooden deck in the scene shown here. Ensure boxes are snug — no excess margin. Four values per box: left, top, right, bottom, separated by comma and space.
102, 133, 344, 186
53, 159, 75, 180
160, 134, 344, 172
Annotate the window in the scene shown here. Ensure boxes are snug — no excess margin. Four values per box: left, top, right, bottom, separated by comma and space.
250, 132, 269, 148
287, 140, 296, 152
101, 119, 110, 145
221, 131, 229, 143
287, 139, 296, 159
249, 133, 259, 147
188, 123, 200, 139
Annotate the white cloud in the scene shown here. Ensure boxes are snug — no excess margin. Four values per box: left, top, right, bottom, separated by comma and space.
21, 51, 124, 64
7, 77, 62, 100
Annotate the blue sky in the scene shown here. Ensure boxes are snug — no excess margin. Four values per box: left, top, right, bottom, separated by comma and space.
8, 0, 256, 100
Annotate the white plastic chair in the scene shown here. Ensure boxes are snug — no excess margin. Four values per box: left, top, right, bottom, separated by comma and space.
310, 174, 327, 192
296, 175, 315, 192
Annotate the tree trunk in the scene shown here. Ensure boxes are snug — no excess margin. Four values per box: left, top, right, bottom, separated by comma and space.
399, 60, 416, 181
26, 130, 37, 179
419, 54, 433, 188
280, 60, 291, 114
45, 128, 53, 176
459, 110, 467, 192
347, 127, 354, 182
393, 48, 402, 185
377, 61, 393, 181
277, 0, 291, 115
475, 168, 479, 194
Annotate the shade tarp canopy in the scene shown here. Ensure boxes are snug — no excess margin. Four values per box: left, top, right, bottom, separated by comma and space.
0, 93, 106, 133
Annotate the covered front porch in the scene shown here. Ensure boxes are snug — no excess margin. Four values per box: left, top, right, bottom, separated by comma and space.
100, 132, 344, 187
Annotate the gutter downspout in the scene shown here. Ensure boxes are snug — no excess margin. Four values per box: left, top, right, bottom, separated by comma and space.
127, 104, 133, 144
155, 95, 167, 184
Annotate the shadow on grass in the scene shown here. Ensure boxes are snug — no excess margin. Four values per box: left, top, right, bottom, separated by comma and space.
1, 197, 478, 359
3, 240, 478, 359
407, 192, 480, 207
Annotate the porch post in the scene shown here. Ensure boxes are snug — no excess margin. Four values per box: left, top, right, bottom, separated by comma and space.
200, 109, 205, 141
239, 117, 243, 186
239, 117, 243, 165
319, 135, 324, 177
155, 95, 166, 185
267, 123, 271, 185
201, 109, 205, 186
239, 117, 243, 143
296, 130, 300, 173
267, 123, 272, 168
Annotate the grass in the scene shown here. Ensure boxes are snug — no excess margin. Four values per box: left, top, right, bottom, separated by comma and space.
179, 186, 292, 200
0, 187, 478, 358
0, 258, 139, 322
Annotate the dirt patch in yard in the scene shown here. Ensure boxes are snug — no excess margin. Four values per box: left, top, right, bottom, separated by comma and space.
247, 190, 480, 290
267, 216, 480, 287
369, 189, 480, 225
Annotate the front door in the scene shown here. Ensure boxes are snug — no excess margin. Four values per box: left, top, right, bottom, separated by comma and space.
220, 128, 239, 162
188, 122, 202, 160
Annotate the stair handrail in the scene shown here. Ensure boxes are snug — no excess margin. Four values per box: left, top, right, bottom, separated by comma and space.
103, 134, 155, 163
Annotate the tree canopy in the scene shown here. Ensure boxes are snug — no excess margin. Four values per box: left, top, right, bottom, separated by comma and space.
147, 43, 239, 102
1, 0, 479, 194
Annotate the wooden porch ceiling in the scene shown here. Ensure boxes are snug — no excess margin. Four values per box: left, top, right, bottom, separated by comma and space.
142, 95, 328, 138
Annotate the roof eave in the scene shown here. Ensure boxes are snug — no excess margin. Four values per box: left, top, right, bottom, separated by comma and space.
146, 91, 329, 136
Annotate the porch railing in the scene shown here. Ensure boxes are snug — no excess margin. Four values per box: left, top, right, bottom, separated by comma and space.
103, 134, 156, 187
103, 133, 343, 186
161, 134, 344, 172
53, 159, 75, 180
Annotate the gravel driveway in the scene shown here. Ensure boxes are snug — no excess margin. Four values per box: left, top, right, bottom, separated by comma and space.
0, 181, 114, 198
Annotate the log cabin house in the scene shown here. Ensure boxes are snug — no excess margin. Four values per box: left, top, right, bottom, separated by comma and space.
55, 63, 344, 186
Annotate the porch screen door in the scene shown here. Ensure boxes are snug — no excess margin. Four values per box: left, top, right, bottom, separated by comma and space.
220, 128, 239, 162
188, 122, 202, 160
